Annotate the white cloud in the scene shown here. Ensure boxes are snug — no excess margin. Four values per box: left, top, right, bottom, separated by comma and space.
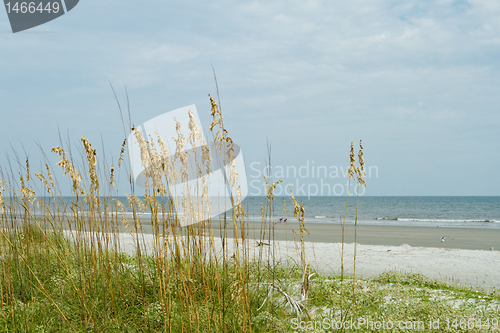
0, 0, 499, 194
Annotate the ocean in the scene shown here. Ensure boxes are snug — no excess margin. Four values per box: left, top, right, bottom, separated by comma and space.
242, 196, 500, 228
22, 196, 500, 229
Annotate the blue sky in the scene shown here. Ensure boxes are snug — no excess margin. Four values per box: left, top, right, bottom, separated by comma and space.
1, 0, 499, 196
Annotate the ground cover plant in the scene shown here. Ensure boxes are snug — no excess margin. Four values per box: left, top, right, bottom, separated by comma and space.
0, 95, 498, 332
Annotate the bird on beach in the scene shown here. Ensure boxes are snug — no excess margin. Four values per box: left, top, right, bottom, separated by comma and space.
441, 237, 447, 242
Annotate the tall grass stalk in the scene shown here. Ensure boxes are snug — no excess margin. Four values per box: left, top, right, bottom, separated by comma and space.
352, 140, 366, 320
0, 92, 376, 331
339, 142, 357, 326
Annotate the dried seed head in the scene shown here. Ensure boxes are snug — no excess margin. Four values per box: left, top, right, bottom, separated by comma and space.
52, 146, 82, 192
116, 198, 133, 234
356, 140, 366, 186
110, 166, 115, 186
348, 141, 358, 180
18, 173, 35, 203
46, 164, 55, 189
127, 194, 145, 214
133, 126, 165, 192
156, 132, 177, 185
118, 139, 127, 169
208, 94, 222, 133
188, 109, 212, 175
290, 192, 301, 219
81, 137, 100, 195
263, 176, 282, 201
25, 158, 30, 182
200, 166, 211, 216
35, 173, 52, 194
208, 94, 234, 145
188, 109, 202, 149
151, 136, 166, 194
173, 118, 188, 182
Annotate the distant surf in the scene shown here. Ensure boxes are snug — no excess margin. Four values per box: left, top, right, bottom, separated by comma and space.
376, 217, 499, 223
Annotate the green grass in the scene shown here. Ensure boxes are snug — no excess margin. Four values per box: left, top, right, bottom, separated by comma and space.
1, 96, 498, 332
1, 226, 499, 332
0, 226, 253, 332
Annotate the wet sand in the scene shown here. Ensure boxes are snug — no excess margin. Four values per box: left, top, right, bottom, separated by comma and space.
202, 221, 500, 251
12, 215, 500, 251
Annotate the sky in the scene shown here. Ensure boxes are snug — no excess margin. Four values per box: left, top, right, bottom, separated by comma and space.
0, 0, 499, 196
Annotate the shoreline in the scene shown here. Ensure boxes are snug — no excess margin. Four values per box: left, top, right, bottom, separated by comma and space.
197, 221, 500, 251
61, 229, 500, 291
110, 219, 500, 290
19, 215, 500, 251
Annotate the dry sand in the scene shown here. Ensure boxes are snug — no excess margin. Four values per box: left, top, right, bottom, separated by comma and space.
64, 226, 500, 291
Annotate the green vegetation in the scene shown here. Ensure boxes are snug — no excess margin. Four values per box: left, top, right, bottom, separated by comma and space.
0, 227, 499, 332
0, 95, 498, 332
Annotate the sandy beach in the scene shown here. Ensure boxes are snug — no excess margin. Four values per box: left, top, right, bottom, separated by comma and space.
124, 218, 500, 250
34, 215, 500, 251
64, 220, 500, 291
208, 221, 500, 290
205, 221, 500, 251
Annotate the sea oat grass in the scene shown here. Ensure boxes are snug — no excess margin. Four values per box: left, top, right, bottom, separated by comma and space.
1, 93, 494, 332
2, 231, 498, 333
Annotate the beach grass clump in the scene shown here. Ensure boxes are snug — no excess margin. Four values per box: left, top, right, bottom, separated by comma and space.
1, 92, 498, 332
0, 93, 303, 332
2, 231, 499, 333
0, 230, 257, 331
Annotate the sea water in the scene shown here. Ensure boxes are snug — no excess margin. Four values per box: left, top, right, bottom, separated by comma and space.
241, 196, 500, 228
25, 196, 500, 229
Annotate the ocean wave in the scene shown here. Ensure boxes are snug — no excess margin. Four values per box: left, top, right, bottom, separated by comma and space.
315, 216, 327, 218
379, 218, 500, 223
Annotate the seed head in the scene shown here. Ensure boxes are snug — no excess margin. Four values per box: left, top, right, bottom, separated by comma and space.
110, 166, 115, 186
52, 146, 83, 192
118, 139, 127, 169
356, 140, 366, 186
35, 173, 52, 194
348, 142, 358, 180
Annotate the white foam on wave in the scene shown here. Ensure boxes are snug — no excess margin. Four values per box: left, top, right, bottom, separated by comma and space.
396, 218, 498, 223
